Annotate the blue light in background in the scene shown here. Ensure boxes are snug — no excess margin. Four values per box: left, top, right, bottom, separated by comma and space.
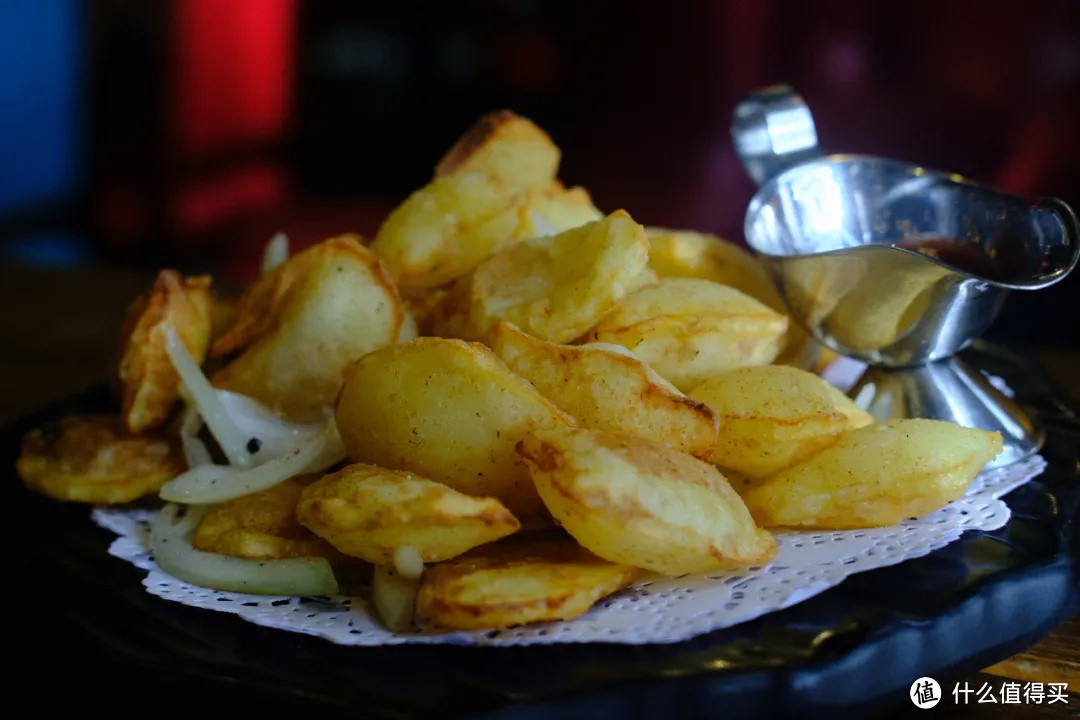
0, 0, 82, 220
0, 232, 89, 266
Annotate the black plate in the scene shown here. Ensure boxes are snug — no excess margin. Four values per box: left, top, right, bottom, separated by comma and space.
5, 344, 1078, 719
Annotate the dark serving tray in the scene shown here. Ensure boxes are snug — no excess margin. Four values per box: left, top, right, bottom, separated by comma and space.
5, 342, 1078, 719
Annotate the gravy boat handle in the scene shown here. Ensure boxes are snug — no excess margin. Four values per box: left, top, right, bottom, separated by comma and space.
731, 85, 822, 186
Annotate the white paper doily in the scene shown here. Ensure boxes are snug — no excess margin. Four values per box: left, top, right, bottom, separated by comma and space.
91, 453, 1044, 647
89, 357, 1046, 646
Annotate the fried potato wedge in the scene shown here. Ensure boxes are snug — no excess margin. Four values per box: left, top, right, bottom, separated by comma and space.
518, 183, 603, 236
741, 419, 1003, 529
118, 270, 213, 433
688, 365, 874, 479
518, 428, 777, 575
371, 172, 526, 293
629, 266, 660, 291
487, 321, 718, 459
403, 288, 449, 337
373, 112, 599, 294
647, 228, 783, 308
334, 338, 574, 516
210, 235, 405, 422
646, 228, 818, 369
416, 533, 638, 630
435, 110, 560, 190
585, 278, 788, 391
296, 463, 520, 564
431, 210, 650, 343
371, 176, 601, 295
193, 476, 338, 560
209, 292, 238, 345
17, 414, 184, 504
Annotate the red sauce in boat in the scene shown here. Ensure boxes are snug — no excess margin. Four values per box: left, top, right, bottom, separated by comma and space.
892, 237, 1007, 281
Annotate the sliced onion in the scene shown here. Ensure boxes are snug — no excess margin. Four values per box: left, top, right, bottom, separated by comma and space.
165, 326, 252, 468
393, 545, 424, 580
372, 565, 419, 631
216, 389, 324, 461
160, 421, 345, 504
179, 404, 213, 468
164, 464, 233, 493
317, 420, 347, 466
261, 231, 289, 276
150, 504, 339, 596
397, 311, 418, 344
179, 390, 323, 470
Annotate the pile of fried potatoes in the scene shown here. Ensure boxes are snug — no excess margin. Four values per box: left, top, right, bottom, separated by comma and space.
17, 111, 1004, 633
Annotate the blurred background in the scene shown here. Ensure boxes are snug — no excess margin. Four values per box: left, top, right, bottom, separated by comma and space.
2, 0, 1079, 419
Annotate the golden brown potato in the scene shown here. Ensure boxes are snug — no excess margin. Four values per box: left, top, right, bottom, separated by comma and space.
421, 273, 478, 342
403, 288, 450, 336
193, 476, 339, 560
518, 428, 777, 575
17, 414, 184, 504
416, 533, 638, 630
629, 266, 660, 291
646, 228, 818, 369
210, 235, 405, 422
334, 338, 574, 516
372, 112, 599, 294
434, 110, 560, 190
431, 210, 650, 343
487, 321, 718, 459
741, 419, 1003, 529
209, 292, 239, 345
647, 228, 784, 308
688, 365, 874, 479
585, 278, 788, 391
517, 183, 603, 236
371, 172, 527, 294
296, 463, 520, 564
118, 270, 213, 433
371, 176, 601, 295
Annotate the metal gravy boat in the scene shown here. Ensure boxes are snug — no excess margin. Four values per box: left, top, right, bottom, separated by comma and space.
732, 86, 1080, 467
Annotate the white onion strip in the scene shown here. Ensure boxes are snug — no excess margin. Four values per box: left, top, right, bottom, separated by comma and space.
397, 312, 418, 344
393, 546, 424, 580
216, 389, 324, 462
372, 565, 419, 631
261, 231, 289, 276
160, 421, 345, 504
179, 404, 213, 468
150, 504, 339, 596
163, 464, 233, 496
164, 325, 252, 468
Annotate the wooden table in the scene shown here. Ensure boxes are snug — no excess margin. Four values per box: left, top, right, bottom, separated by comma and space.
1, 265, 1076, 717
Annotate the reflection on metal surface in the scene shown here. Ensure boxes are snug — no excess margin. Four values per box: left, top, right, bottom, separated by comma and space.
733, 87, 1080, 468
848, 359, 1043, 467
